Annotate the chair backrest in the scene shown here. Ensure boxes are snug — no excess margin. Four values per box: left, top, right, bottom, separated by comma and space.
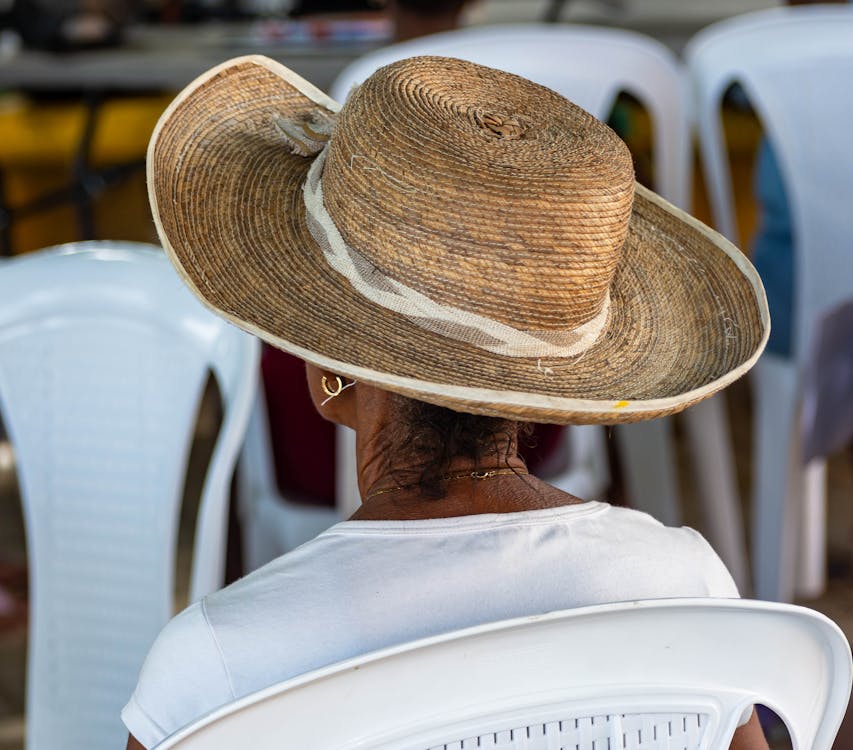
0, 242, 259, 750
685, 5, 853, 361
330, 23, 691, 208
155, 598, 851, 750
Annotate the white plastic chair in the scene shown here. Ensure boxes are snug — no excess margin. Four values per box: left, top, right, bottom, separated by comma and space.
154, 598, 852, 750
685, 5, 853, 601
0, 242, 259, 750
331, 23, 748, 591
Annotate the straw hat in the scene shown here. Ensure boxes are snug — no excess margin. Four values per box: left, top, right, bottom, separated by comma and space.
148, 54, 768, 424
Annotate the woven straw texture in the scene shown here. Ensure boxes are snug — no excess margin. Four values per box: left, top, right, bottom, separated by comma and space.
323, 57, 632, 333
149, 55, 768, 424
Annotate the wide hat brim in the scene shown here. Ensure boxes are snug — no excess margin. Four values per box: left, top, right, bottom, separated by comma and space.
149, 55, 768, 425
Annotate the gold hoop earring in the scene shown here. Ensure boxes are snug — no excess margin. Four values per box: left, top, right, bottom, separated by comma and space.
321, 375, 344, 398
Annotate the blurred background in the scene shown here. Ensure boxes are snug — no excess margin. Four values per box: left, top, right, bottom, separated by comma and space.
0, 0, 799, 257
0, 1, 852, 749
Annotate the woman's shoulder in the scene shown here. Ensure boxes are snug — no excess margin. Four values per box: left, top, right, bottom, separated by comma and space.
122, 600, 235, 749
594, 502, 706, 538
122, 539, 343, 748
593, 503, 740, 598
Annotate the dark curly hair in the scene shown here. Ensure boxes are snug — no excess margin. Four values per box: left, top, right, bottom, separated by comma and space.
388, 395, 529, 499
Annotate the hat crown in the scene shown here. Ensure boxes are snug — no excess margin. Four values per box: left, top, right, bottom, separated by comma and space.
322, 56, 635, 332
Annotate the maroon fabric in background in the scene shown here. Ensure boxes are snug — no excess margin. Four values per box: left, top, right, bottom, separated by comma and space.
261, 346, 337, 508
519, 424, 565, 475
261, 345, 566, 507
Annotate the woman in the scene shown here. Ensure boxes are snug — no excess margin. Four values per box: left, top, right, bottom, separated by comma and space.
125, 55, 769, 748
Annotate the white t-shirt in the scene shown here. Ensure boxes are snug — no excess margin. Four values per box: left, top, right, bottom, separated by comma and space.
122, 502, 738, 748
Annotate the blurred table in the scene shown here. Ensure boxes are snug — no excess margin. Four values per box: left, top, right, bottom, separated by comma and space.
0, 22, 380, 94
0, 22, 380, 254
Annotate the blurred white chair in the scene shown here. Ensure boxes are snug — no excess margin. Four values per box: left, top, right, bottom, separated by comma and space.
330, 23, 748, 591
155, 598, 852, 750
237, 383, 340, 570
686, 5, 853, 601
0, 242, 259, 750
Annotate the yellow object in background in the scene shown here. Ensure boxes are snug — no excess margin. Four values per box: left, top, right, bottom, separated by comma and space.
0, 93, 173, 254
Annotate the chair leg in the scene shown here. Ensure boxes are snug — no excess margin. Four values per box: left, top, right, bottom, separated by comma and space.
242, 492, 288, 572
751, 357, 800, 602
615, 418, 680, 527
578, 425, 611, 501
683, 393, 750, 595
545, 425, 610, 501
336, 425, 361, 519
796, 458, 827, 599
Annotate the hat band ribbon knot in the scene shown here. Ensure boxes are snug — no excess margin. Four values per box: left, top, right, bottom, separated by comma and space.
302, 148, 609, 359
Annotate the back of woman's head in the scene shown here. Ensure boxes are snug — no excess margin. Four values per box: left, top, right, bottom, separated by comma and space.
388, 395, 520, 499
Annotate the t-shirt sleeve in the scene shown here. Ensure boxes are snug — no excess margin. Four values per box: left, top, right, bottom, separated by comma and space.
122, 600, 235, 749
680, 526, 741, 599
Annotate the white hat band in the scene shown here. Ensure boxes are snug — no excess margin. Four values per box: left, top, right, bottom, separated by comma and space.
303, 148, 609, 359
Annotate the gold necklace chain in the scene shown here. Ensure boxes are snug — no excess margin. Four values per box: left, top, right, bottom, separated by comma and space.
364, 467, 528, 501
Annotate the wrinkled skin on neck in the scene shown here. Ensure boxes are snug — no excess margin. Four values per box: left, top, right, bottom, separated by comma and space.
304, 363, 582, 520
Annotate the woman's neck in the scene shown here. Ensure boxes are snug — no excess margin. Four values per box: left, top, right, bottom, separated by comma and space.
353, 411, 585, 521
347, 384, 583, 521
351, 465, 583, 521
